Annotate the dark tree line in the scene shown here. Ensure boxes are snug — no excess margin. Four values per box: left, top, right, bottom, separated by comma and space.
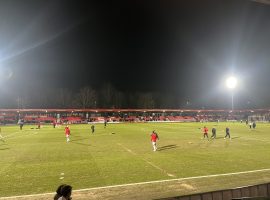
0, 83, 261, 109
2, 83, 183, 109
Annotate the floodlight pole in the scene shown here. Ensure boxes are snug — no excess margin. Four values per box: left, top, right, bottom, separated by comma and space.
226, 76, 237, 112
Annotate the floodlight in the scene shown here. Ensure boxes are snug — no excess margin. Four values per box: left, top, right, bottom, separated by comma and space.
226, 76, 237, 89
225, 76, 237, 111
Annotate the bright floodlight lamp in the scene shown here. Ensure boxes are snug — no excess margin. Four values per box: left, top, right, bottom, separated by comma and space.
225, 76, 237, 111
226, 76, 237, 89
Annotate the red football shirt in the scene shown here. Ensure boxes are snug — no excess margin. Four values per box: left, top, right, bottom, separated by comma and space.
151, 133, 159, 142
203, 127, 208, 133
65, 127, 70, 135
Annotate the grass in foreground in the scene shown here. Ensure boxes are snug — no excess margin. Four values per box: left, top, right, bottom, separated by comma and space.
0, 122, 270, 199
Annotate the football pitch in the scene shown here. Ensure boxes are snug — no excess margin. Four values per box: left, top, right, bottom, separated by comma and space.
0, 122, 270, 200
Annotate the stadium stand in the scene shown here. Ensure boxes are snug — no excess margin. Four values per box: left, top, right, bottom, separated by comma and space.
0, 108, 269, 124
62, 117, 83, 124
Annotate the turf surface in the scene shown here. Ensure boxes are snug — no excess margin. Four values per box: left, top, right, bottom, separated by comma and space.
0, 122, 270, 199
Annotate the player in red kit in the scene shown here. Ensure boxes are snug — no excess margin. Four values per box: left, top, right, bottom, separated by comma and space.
202, 126, 209, 140
65, 126, 71, 142
37, 121, 41, 129
53, 121, 56, 128
151, 130, 159, 151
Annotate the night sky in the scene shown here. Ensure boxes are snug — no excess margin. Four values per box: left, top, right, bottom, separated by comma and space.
1, 0, 270, 108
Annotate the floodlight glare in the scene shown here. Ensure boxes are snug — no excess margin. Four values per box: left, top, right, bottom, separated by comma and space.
226, 76, 237, 89
225, 76, 238, 111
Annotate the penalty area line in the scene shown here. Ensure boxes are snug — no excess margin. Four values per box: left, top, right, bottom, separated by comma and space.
1, 168, 270, 199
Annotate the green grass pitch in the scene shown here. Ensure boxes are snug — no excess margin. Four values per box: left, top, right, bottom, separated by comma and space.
0, 122, 270, 199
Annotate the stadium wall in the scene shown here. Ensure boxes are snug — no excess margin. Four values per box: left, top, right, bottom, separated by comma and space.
159, 183, 270, 200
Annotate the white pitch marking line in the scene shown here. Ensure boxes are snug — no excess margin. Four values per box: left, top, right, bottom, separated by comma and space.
117, 143, 136, 155
1, 168, 270, 199
141, 158, 176, 177
117, 143, 176, 177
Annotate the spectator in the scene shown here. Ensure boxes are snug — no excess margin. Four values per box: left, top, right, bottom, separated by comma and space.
54, 184, 66, 200
58, 184, 72, 200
